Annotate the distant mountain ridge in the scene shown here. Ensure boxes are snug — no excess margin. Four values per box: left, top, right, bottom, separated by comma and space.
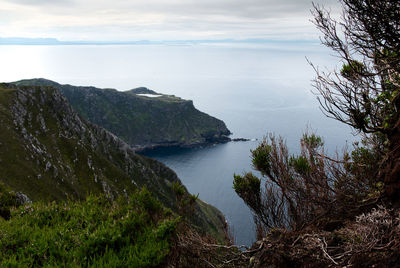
13, 79, 231, 151
0, 83, 226, 237
0, 37, 319, 46
0, 37, 60, 45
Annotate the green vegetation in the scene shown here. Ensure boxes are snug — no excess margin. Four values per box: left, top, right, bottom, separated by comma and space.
0, 187, 179, 267
5, 0, 398, 265
13, 79, 231, 150
0, 83, 227, 248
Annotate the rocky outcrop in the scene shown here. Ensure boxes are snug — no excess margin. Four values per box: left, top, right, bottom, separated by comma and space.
13, 79, 231, 151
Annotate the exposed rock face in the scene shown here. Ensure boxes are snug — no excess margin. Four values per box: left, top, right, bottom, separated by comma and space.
15, 192, 31, 205
13, 79, 231, 151
0, 83, 226, 237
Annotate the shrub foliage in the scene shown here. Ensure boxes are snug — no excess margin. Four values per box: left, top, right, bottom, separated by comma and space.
234, 133, 382, 235
0, 187, 179, 267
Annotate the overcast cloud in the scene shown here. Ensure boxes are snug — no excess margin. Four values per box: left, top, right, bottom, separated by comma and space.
0, 0, 341, 41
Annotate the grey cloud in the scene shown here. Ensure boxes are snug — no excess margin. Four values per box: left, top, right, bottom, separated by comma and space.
5, 0, 73, 6
0, 0, 341, 40
109, 0, 341, 19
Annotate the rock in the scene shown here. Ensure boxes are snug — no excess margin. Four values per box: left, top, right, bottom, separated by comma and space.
15, 192, 32, 205
45, 161, 52, 171
232, 138, 250, 142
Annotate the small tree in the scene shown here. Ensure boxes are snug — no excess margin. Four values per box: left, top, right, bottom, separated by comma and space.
234, 133, 380, 233
310, 0, 400, 199
234, 0, 399, 234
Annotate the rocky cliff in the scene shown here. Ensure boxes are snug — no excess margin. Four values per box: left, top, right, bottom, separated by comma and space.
13, 79, 231, 151
0, 83, 226, 238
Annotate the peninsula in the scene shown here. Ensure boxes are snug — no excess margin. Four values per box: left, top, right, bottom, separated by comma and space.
13, 79, 231, 151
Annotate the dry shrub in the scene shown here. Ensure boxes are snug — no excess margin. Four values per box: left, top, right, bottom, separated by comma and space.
332, 206, 400, 266
165, 223, 249, 268
247, 206, 400, 267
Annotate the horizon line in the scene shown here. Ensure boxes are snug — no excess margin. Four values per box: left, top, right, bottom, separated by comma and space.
0, 36, 320, 46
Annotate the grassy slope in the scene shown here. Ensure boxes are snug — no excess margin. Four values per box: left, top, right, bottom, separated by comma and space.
0, 83, 157, 202
0, 83, 226, 240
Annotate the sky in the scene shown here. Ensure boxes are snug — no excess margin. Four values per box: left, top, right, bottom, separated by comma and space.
0, 0, 341, 41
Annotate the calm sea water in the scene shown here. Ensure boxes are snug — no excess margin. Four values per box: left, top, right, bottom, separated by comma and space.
0, 43, 355, 245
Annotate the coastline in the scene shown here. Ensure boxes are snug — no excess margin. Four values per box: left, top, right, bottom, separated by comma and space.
133, 134, 232, 153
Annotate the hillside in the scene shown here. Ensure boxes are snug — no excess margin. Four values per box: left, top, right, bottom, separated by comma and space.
0, 83, 226, 238
0, 188, 181, 267
13, 79, 231, 151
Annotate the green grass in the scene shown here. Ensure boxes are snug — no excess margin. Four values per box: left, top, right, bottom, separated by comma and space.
0, 188, 179, 267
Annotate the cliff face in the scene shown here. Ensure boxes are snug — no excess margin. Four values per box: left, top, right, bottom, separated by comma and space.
0, 83, 226, 238
13, 79, 231, 151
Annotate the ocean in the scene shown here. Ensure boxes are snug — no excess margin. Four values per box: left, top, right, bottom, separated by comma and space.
0, 42, 356, 245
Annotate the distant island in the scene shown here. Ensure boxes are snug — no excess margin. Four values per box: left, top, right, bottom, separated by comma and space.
13, 79, 232, 151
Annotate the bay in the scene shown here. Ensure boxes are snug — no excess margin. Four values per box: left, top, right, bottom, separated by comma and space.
0, 42, 356, 245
